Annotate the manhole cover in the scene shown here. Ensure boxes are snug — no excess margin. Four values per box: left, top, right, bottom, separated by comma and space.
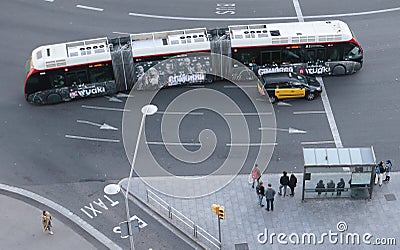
235, 243, 249, 250
384, 194, 396, 201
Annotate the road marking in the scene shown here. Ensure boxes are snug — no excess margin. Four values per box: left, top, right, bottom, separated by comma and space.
223, 85, 256, 88
0, 183, 122, 250
277, 101, 292, 106
259, 127, 307, 134
106, 96, 123, 103
44, 0, 54, 2
256, 98, 267, 102
293, 0, 304, 22
82, 105, 130, 112
146, 141, 201, 146
156, 111, 204, 115
227, 143, 277, 146
65, 135, 120, 143
301, 140, 336, 145
224, 112, 272, 116
113, 31, 131, 35
317, 77, 343, 148
129, 7, 400, 21
76, 5, 104, 12
77, 120, 118, 131
293, 111, 326, 115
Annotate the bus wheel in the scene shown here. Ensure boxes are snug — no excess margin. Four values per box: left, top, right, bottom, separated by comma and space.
46, 93, 62, 104
332, 65, 346, 75
306, 92, 315, 101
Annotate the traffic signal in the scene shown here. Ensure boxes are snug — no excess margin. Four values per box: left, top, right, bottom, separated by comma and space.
212, 204, 220, 215
218, 206, 225, 220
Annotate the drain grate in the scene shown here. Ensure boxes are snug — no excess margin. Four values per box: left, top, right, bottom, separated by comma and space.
235, 243, 249, 250
384, 193, 396, 201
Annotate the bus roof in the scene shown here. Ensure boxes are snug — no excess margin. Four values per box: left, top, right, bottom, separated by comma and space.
229, 20, 354, 48
31, 28, 210, 71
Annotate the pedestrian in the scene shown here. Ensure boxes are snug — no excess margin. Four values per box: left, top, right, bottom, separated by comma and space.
288, 173, 297, 197
374, 161, 385, 186
315, 180, 325, 196
265, 184, 276, 211
326, 180, 335, 196
256, 181, 265, 207
251, 164, 261, 188
336, 178, 345, 196
278, 171, 289, 196
384, 160, 392, 182
42, 210, 53, 235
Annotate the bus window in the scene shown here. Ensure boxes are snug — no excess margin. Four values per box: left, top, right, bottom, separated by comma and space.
282, 48, 301, 63
327, 46, 343, 61
66, 72, 77, 86
88, 64, 114, 82
316, 49, 325, 62
261, 50, 281, 66
233, 49, 259, 66
344, 43, 362, 61
77, 71, 88, 84
304, 49, 316, 63
51, 74, 65, 88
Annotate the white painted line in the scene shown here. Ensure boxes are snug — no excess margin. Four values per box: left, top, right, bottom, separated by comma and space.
224, 112, 272, 116
305, 7, 400, 19
317, 77, 343, 148
146, 141, 201, 146
77, 120, 118, 131
256, 98, 267, 102
227, 143, 277, 146
259, 127, 307, 134
293, 0, 304, 22
223, 85, 256, 88
293, 111, 326, 115
112, 31, 131, 35
0, 183, 122, 250
277, 101, 292, 106
76, 5, 104, 12
106, 96, 123, 103
44, 0, 54, 2
129, 12, 297, 21
129, 7, 400, 21
82, 105, 130, 112
156, 111, 204, 115
301, 140, 336, 145
65, 135, 120, 143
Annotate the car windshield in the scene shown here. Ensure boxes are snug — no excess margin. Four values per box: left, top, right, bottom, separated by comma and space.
293, 73, 307, 84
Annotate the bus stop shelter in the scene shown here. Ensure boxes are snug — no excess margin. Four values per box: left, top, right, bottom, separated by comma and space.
302, 147, 376, 200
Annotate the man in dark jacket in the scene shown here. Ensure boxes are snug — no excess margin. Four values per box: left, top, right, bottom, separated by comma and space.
256, 182, 265, 207
279, 171, 289, 196
265, 184, 276, 211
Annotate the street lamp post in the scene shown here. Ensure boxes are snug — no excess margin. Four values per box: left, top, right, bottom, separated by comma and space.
125, 104, 158, 250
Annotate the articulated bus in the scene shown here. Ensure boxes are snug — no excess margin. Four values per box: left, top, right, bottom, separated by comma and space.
25, 20, 363, 104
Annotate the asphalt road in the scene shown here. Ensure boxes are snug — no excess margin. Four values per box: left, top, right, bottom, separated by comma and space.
1, 0, 400, 248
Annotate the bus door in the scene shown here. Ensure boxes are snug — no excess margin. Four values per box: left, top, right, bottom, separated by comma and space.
261, 50, 281, 66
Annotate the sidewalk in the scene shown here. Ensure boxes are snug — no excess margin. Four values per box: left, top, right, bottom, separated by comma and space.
0, 193, 95, 250
122, 172, 400, 249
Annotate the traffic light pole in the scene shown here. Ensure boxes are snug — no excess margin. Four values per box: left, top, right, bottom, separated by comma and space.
218, 217, 221, 243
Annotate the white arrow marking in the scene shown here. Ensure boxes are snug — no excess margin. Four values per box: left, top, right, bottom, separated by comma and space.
259, 127, 307, 134
77, 120, 118, 131
277, 101, 292, 106
116, 93, 134, 98
105, 96, 123, 103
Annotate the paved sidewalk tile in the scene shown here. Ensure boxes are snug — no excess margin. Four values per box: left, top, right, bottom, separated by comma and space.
123, 173, 400, 249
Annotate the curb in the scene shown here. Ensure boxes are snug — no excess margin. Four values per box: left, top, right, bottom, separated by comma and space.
0, 183, 122, 250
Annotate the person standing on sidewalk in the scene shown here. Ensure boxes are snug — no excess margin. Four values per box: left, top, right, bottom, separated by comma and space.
385, 160, 392, 182
375, 161, 385, 186
265, 184, 276, 211
278, 171, 289, 196
288, 173, 297, 197
251, 164, 261, 189
42, 211, 53, 235
256, 181, 265, 207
